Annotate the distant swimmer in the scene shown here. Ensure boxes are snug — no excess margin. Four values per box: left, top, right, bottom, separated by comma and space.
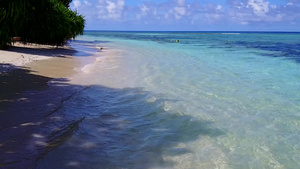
176, 40, 179, 42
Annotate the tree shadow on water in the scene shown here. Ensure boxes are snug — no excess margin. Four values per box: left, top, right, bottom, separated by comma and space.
0, 64, 225, 169
0, 64, 87, 168
35, 86, 226, 169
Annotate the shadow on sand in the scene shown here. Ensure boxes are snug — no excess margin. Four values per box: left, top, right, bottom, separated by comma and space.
0, 64, 225, 169
7, 45, 76, 58
6, 41, 95, 58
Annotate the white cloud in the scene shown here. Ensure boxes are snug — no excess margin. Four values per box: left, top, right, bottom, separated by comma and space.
205, 13, 222, 20
107, 0, 125, 19
173, 0, 187, 19
247, 0, 269, 16
140, 4, 149, 15
270, 5, 276, 9
216, 5, 222, 11
226, 0, 289, 24
97, 0, 125, 20
136, 4, 150, 20
75, 0, 300, 31
234, 2, 246, 10
73, 0, 81, 9
175, 0, 185, 6
240, 21, 249, 25
174, 6, 186, 16
83, 0, 91, 5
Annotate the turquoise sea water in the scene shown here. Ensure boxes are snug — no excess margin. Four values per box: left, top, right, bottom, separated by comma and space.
38, 32, 300, 168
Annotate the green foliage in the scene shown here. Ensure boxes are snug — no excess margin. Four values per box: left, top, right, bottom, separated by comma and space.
0, 0, 85, 49
58, 0, 73, 7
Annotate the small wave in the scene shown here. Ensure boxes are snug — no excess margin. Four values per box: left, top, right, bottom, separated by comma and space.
81, 64, 94, 74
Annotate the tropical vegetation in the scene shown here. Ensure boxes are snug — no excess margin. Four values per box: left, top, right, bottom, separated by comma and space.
0, 0, 85, 49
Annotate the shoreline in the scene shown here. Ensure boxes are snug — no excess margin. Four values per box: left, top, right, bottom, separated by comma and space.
0, 42, 98, 168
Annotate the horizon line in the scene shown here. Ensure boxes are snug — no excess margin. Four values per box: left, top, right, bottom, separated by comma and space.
83, 30, 300, 33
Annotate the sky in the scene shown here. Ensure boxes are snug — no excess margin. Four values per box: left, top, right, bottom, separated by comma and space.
70, 0, 300, 31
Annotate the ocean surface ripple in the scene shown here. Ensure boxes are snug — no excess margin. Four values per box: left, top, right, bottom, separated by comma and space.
37, 31, 300, 169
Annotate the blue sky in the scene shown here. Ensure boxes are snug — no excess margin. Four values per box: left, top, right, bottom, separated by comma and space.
70, 0, 300, 31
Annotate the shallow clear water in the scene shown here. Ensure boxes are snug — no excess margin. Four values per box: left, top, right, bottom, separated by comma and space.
37, 32, 300, 169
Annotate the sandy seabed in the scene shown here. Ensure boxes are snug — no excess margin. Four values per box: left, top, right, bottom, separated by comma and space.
0, 42, 94, 168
